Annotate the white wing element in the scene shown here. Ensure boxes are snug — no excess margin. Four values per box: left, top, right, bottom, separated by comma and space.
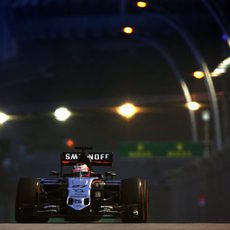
67, 177, 96, 211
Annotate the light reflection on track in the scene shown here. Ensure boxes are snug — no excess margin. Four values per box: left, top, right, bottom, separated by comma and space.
0, 224, 230, 230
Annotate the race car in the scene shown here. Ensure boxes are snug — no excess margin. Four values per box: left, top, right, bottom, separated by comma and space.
15, 147, 149, 223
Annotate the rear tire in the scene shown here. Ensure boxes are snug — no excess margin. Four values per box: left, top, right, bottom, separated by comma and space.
15, 178, 48, 223
120, 178, 149, 223
142, 180, 149, 222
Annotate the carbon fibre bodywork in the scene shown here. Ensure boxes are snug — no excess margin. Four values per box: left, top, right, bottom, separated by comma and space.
35, 176, 121, 219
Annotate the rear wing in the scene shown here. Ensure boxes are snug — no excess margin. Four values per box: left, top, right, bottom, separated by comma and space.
61, 152, 113, 167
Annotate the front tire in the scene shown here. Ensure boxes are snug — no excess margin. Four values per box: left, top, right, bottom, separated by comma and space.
15, 178, 48, 223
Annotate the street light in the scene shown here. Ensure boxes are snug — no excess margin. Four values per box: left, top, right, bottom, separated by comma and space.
0, 112, 10, 125
202, 110, 210, 122
211, 57, 230, 77
202, 110, 211, 157
186, 102, 201, 111
136, 1, 148, 8
117, 103, 138, 119
122, 26, 134, 34
193, 71, 205, 79
54, 107, 71, 122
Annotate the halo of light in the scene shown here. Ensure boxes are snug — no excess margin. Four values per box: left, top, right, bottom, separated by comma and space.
202, 110, 210, 121
193, 71, 205, 79
54, 107, 71, 121
137, 1, 148, 8
117, 103, 138, 119
66, 138, 75, 148
186, 102, 201, 111
0, 112, 10, 124
221, 34, 229, 42
123, 26, 134, 34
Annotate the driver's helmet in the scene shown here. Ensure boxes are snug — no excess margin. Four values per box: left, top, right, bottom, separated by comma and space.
72, 163, 90, 177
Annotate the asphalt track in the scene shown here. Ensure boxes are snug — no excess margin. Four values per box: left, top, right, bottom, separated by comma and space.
0, 224, 230, 230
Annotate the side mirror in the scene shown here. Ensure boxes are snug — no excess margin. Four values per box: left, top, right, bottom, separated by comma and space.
49, 170, 59, 176
105, 171, 117, 178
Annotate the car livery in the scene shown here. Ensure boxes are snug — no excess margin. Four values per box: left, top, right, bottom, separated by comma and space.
67, 177, 94, 211
15, 147, 149, 223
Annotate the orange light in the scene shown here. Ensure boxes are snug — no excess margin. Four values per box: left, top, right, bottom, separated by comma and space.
66, 139, 75, 149
137, 1, 147, 8
193, 71, 205, 79
123, 26, 134, 34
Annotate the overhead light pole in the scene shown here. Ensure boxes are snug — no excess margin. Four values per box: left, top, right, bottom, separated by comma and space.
126, 35, 199, 142
202, 110, 211, 157
131, 5, 222, 151
202, 0, 230, 49
202, 0, 230, 148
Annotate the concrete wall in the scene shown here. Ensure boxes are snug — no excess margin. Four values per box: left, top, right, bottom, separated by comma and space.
159, 151, 230, 222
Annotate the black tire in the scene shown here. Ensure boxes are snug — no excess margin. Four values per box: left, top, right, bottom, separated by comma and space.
15, 178, 48, 223
142, 180, 149, 223
120, 178, 148, 223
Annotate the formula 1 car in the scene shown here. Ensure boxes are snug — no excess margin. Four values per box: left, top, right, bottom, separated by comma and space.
15, 147, 149, 223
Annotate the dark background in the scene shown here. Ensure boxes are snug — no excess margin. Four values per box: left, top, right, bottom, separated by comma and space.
0, 0, 230, 222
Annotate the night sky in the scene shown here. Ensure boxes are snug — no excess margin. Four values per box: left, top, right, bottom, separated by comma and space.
0, 0, 229, 149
